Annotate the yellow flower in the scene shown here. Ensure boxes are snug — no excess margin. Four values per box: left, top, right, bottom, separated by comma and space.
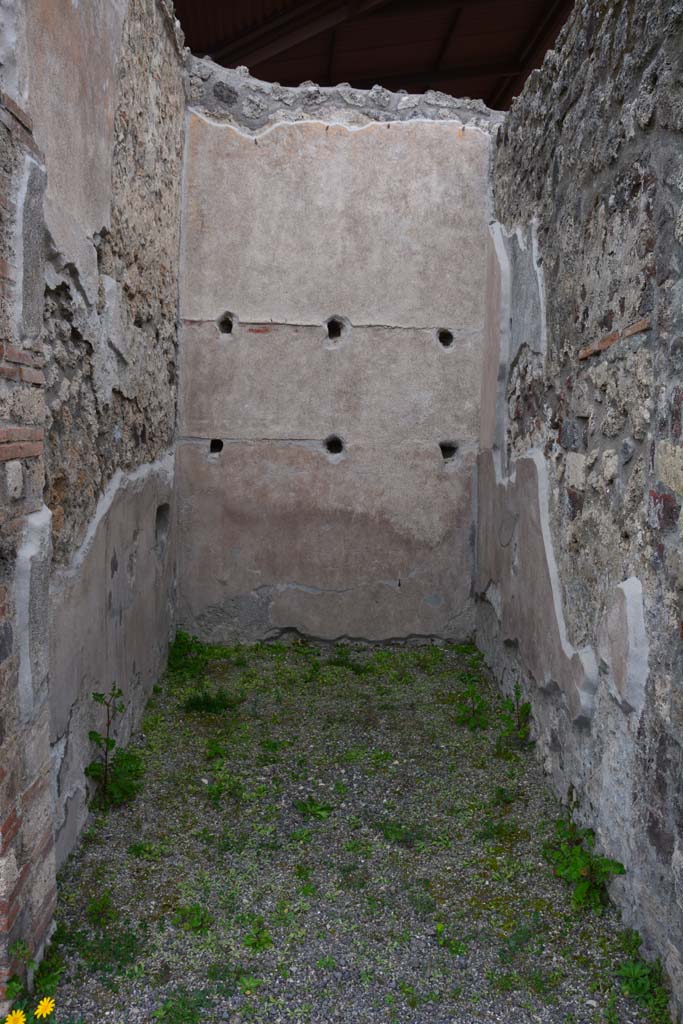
34, 999, 55, 1020
5, 1011, 27, 1024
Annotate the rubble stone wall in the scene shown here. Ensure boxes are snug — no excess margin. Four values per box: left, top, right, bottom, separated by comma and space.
481, 0, 683, 1011
0, 0, 185, 1006
21, 0, 186, 869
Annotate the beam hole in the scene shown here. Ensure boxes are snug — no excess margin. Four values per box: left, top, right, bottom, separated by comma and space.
218, 312, 234, 335
438, 328, 454, 348
210, 438, 224, 453
155, 503, 170, 556
439, 441, 458, 461
324, 434, 344, 455
327, 317, 344, 341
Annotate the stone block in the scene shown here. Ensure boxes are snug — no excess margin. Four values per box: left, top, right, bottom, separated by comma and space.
5, 461, 22, 500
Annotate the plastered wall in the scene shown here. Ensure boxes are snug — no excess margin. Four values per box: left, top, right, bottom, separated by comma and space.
177, 67, 497, 643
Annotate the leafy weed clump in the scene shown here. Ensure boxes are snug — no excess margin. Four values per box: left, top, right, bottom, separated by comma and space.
614, 932, 672, 1023
172, 903, 214, 934
542, 818, 624, 911
294, 796, 334, 820
454, 680, 489, 731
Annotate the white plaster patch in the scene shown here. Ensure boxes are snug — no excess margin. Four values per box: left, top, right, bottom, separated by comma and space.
15, 505, 52, 724
598, 577, 649, 716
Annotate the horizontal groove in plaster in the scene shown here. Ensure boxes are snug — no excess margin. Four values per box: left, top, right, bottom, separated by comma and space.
180, 317, 482, 334
178, 435, 479, 449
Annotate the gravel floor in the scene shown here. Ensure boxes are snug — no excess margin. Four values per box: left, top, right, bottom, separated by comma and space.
47, 636, 665, 1024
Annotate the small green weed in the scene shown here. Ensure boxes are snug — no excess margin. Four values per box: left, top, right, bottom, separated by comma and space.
616, 957, 671, 1022
153, 987, 208, 1022
294, 796, 334, 820
408, 879, 437, 916
206, 962, 245, 997
413, 646, 445, 673
435, 922, 467, 956
85, 685, 144, 809
344, 838, 373, 856
499, 913, 542, 963
289, 827, 313, 844
495, 682, 532, 756
128, 840, 166, 861
183, 687, 245, 715
86, 891, 118, 928
172, 903, 214, 934
68, 922, 145, 974
243, 917, 274, 952
377, 819, 427, 847
207, 767, 244, 807
542, 818, 624, 911
490, 785, 521, 808
326, 645, 369, 675
398, 980, 420, 1008
339, 862, 369, 890
487, 969, 522, 992
453, 682, 489, 731
167, 631, 208, 683
237, 974, 263, 995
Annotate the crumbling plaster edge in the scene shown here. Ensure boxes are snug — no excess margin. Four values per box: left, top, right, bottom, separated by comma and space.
50, 451, 175, 585
186, 105, 495, 141
481, 211, 650, 725
156, 0, 188, 65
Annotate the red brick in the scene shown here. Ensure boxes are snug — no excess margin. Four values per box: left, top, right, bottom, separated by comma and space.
0, 809, 20, 855
32, 825, 55, 864
0, 108, 42, 160
0, 366, 20, 382
3, 346, 43, 369
578, 329, 620, 361
0, 441, 42, 461
0, 427, 43, 444
650, 489, 680, 531
578, 316, 652, 361
0, 863, 31, 932
0, 91, 33, 133
32, 887, 57, 948
622, 316, 651, 339
20, 774, 49, 813
19, 367, 44, 386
